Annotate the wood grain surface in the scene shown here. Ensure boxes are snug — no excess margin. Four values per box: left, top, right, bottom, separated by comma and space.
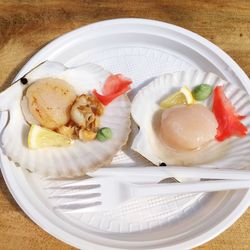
0, 0, 250, 249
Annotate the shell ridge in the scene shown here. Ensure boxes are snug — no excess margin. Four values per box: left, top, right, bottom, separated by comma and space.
0, 83, 24, 111
131, 70, 250, 170
1, 61, 131, 177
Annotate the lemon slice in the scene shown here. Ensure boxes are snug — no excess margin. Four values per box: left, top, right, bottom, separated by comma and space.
28, 124, 72, 149
160, 86, 194, 108
180, 86, 194, 104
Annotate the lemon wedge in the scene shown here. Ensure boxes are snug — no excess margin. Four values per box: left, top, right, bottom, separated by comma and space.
28, 124, 72, 149
160, 86, 194, 108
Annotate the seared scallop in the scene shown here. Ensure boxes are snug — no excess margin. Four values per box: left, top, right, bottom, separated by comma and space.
24, 78, 76, 129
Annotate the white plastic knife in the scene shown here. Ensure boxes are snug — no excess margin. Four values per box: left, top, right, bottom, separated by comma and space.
87, 166, 250, 184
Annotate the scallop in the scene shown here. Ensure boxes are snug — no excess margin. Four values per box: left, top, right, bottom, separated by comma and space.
0, 61, 131, 177
160, 104, 218, 151
24, 78, 76, 129
131, 70, 250, 169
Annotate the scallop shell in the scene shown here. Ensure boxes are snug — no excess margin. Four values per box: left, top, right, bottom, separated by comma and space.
131, 70, 250, 170
0, 61, 131, 177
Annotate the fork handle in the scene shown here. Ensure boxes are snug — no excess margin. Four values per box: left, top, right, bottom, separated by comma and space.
132, 180, 250, 197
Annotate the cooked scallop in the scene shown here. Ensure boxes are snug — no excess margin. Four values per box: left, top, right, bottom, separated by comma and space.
24, 78, 76, 129
160, 104, 218, 150
0, 61, 131, 177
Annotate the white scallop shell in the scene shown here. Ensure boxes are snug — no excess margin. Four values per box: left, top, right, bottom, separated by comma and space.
131, 70, 250, 170
0, 61, 131, 177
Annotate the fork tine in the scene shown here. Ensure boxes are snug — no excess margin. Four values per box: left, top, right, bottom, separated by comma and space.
47, 184, 101, 199
55, 201, 102, 213
46, 184, 100, 191
45, 177, 101, 191
48, 177, 118, 213
60, 178, 100, 187
49, 192, 101, 200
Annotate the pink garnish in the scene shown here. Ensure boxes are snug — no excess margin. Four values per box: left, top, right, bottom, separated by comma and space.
212, 85, 247, 141
93, 74, 132, 105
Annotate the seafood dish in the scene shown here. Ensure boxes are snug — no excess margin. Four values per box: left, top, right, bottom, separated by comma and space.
131, 71, 250, 168
0, 65, 250, 177
0, 61, 131, 176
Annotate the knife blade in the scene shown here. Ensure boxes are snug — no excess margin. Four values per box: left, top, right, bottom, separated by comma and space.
86, 166, 250, 184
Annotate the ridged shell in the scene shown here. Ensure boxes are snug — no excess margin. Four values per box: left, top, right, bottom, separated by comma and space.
0, 61, 131, 177
131, 70, 250, 170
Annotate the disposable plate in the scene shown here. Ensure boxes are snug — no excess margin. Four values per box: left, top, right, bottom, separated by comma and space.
0, 18, 250, 249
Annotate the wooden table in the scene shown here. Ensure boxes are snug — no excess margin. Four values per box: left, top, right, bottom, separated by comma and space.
0, 1, 250, 249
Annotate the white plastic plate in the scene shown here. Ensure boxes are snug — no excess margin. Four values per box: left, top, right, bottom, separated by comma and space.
0, 18, 250, 250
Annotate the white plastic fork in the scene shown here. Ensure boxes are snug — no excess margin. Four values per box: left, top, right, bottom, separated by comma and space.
52, 177, 250, 213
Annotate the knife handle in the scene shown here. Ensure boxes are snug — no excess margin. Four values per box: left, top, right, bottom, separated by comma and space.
88, 166, 250, 183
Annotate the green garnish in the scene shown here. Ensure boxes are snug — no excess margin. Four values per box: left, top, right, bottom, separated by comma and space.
96, 127, 112, 142
192, 84, 213, 101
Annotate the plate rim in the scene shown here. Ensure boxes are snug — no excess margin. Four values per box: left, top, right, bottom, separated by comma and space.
1, 18, 250, 250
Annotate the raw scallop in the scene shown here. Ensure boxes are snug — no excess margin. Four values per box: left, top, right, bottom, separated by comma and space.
160, 104, 218, 151
131, 70, 250, 169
